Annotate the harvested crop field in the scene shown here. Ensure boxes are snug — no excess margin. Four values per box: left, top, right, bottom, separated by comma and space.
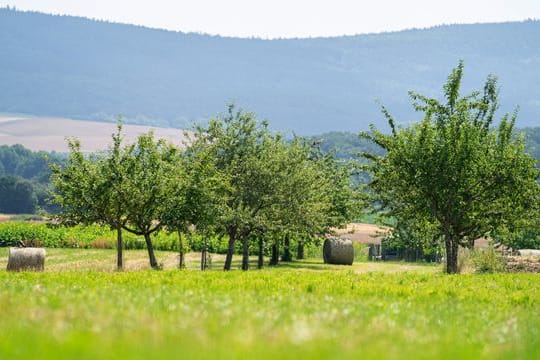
0, 115, 187, 152
335, 222, 389, 244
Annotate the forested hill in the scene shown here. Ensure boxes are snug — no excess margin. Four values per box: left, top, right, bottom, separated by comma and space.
308, 127, 540, 161
1, 8, 540, 134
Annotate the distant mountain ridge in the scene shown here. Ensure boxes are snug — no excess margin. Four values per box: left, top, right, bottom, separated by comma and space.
1, 8, 539, 134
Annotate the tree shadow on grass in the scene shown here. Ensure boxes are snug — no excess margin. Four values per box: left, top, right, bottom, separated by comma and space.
195, 254, 350, 271
271, 260, 343, 271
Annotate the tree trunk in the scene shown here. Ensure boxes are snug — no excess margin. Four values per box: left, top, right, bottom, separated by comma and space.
258, 236, 264, 269
116, 224, 123, 271
444, 234, 459, 274
269, 242, 279, 265
143, 233, 159, 269
281, 234, 292, 262
224, 229, 236, 271
297, 241, 304, 260
178, 231, 185, 269
201, 247, 207, 271
241, 235, 249, 271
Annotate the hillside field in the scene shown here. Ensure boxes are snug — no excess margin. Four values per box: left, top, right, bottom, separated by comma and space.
0, 248, 539, 359
0, 115, 186, 152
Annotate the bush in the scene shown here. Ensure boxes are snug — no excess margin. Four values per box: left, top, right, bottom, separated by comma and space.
450, 247, 506, 274
190, 233, 228, 254
0, 222, 182, 251
471, 248, 506, 273
304, 241, 323, 259
0, 223, 335, 257
0, 222, 61, 247
353, 242, 369, 262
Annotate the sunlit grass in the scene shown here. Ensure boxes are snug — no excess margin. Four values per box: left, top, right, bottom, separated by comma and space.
0, 249, 538, 359
0, 248, 440, 273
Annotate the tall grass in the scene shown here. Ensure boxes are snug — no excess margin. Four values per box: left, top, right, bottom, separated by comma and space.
0, 269, 538, 359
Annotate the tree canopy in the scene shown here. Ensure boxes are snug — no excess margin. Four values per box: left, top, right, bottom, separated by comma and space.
362, 62, 540, 273
51, 106, 361, 270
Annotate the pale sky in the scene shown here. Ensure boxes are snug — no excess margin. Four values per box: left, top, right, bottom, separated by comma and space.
1, 0, 540, 38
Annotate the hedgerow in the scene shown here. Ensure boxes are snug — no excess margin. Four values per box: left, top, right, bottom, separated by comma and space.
0, 222, 225, 252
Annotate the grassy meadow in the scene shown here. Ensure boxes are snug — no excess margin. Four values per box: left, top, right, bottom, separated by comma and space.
1, 249, 539, 359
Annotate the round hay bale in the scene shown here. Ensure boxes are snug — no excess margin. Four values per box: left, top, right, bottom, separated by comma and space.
6, 247, 46, 272
323, 238, 354, 265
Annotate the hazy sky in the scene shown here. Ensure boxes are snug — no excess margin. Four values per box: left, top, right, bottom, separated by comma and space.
2, 0, 540, 38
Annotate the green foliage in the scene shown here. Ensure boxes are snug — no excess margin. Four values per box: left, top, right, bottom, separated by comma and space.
0, 222, 187, 251
0, 144, 65, 214
120, 131, 179, 268
312, 151, 364, 229
524, 126, 540, 160
50, 136, 109, 226
306, 129, 540, 164
49, 110, 362, 271
353, 242, 369, 262
305, 131, 384, 160
198, 105, 282, 233
51, 123, 164, 269
470, 248, 506, 274
362, 61, 540, 273
186, 105, 282, 269
0, 267, 539, 359
189, 104, 361, 269
382, 218, 443, 261
0, 144, 64, 183
493, 224, 540, 250
184, 232, 228, 253
0, 222, 60, 247
162, 129, 229, 237
0, 176, 37, 213
122, 132, 176, 236
0, 220, 242, 253
303, 242, 323, 259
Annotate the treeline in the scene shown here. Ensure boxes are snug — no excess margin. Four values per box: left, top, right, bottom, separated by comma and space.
0, 144, 64, 213
2, 125, 538, 217
525, 127, 540, 160
51, 105, 362, 271
308, 127, 540, 162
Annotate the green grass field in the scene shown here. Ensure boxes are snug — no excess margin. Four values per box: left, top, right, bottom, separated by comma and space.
0, 249, 539, 359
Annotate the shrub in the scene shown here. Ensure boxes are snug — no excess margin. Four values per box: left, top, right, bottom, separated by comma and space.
90, 238, 114, 249
471, 247, 506, 273
123, 236, 147, 250
153, 231, 182, 251
304, 243, 323, 259
353, 242, 369, 262
190, 233, 228, 254
0, 222, 60, 247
